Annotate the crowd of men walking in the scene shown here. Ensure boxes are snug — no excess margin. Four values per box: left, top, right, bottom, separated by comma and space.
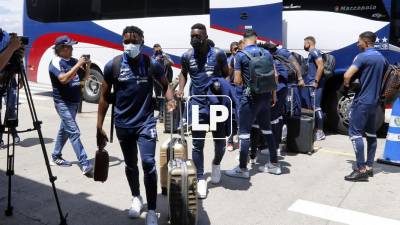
0, 23, 389, 225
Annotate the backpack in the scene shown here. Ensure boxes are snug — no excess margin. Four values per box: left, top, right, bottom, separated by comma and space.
291, 52, 308, 77
107, 55, 123, 143
273, 54, 297, 83
381, 64, 400, 99
241, 49, 276, 94
322, 53, 336, 79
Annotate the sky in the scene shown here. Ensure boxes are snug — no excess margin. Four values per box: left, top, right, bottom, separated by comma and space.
0, 0, 23, 34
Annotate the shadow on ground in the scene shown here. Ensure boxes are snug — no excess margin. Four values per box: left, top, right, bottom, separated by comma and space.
17, 137, 54, 148
0, 169, 211, 225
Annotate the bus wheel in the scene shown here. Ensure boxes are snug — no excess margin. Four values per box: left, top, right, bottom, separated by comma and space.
83, 68, 103, 103
326, 90, 385, 135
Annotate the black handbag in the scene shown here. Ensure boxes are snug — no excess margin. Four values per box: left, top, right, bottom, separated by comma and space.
94, 148, 109, 182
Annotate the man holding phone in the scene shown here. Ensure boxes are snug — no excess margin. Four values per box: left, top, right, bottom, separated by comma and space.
48, 35, 92, 176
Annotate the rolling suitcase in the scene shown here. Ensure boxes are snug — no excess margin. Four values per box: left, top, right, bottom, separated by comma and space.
93, 148, 109, 182
166, 99, 198, 225
287, 85, 316, 154
160, 100, 188, 195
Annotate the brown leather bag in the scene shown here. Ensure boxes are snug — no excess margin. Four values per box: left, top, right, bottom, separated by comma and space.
94, 148, 109, 182
381, 64, 400, 99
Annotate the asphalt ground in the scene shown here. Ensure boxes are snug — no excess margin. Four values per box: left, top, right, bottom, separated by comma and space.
0, 83, 399, 225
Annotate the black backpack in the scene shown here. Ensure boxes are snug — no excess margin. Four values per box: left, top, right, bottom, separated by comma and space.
241, 49, 276, 94
322, 53, 336, 79
273, 54, 297, 83
291, 52, 308, 77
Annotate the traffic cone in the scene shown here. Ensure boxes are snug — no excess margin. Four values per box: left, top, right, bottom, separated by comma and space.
377, 97, 400, 166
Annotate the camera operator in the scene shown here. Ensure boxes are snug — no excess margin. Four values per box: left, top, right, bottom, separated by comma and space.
48, 35, 92, 176
0, 29, 22, 73
0, 29, 23, 147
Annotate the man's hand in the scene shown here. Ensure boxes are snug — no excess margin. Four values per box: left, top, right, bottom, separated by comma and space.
96, 128, 109, 149
85, 59, 92, 70
175, 89, 184, 98
166, 99, 177, 112
340, 85, 350, 98
298, 79, 305, 87
78, 56, 89, 67
8, 35, 22, 52
271, 91, 277, 107
313, 80, 319, 89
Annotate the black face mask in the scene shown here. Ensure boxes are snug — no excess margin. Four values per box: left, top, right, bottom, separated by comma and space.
155, 50, 163, 55
191, 37, 204, 50
304, 46, 310, 51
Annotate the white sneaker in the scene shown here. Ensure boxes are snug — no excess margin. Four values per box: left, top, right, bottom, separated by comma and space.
258, 163, 282, 175
276, 148, 281, 156
128, 196, 143, 218
211, 164, 221, 184
260, 148, 270, 155
197, 179, 207, 199
225, 166, 250, 179
282, 125, 287, 141
145, 210, 158, 225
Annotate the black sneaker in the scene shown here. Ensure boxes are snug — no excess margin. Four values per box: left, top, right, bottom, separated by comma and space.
344, 170, 369, 182
366, 169, 374, 177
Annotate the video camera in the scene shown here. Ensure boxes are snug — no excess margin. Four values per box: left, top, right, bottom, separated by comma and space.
1, 34, 29, 87
18, 36, 29, 46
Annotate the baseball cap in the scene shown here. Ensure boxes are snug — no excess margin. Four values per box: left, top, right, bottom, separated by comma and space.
53, 35, 78, 48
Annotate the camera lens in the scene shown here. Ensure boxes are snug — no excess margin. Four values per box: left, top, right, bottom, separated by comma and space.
19, 36, 29, 45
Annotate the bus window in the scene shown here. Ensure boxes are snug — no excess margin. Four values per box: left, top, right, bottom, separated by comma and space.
147, 0, 209, 17
27, 0, 209, 22
390, 0, 400, 47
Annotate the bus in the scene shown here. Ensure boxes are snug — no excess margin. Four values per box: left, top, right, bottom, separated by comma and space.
23, 0, 400, 134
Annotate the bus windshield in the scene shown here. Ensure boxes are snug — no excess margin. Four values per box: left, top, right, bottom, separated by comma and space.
26, 0, 209, 22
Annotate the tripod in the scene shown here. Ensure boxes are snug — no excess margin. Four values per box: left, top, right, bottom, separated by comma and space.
2, 56, 68, 225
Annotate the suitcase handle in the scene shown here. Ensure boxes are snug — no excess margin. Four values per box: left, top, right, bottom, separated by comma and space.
169, 101, 174, 161
177, 97, 186, 142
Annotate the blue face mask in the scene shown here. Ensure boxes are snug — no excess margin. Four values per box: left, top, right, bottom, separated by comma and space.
123, 43, 142, 58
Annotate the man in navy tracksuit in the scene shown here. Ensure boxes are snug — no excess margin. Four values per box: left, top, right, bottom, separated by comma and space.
167, 23, 229, 199
225, 29, 282, 179
265, 43, 305, 116
303, 36, 326, 141
227, 41, 241, 151
97, 26, 168, 225
343, 31, 387, 182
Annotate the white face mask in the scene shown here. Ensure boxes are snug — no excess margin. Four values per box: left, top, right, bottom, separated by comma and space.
123, 43, 142, 58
